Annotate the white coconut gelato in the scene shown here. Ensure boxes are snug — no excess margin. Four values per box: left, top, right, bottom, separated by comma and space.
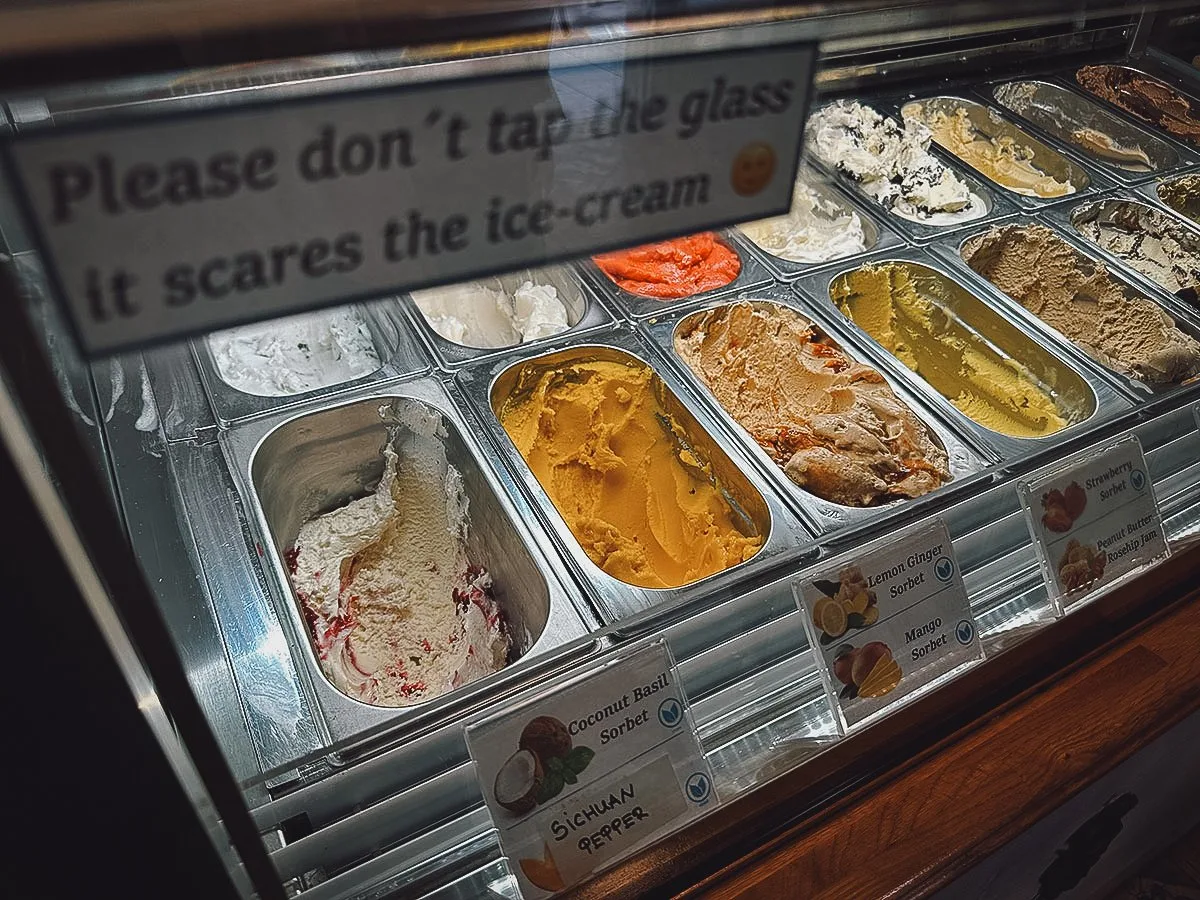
207, 307, 381, 397
738, 180, 869, 264
411, 271, 573, 348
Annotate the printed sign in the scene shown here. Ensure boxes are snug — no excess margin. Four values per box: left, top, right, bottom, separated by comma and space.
1019, 436, 1168, 613
465, 641, 714, 897
2, 42, 813, 354
793, 519, 983, 731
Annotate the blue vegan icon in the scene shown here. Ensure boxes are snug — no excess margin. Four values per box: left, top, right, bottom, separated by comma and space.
935, 557, 955, 583
1130, 468, 1146, 491
685, 772, 712, 804
956, 619, 975, 646
658, 697, 683, 728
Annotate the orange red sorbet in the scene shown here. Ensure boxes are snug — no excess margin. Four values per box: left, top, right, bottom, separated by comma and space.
592, 232, 741, 299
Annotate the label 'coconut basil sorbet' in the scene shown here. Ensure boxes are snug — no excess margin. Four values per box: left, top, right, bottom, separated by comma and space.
465, 642, 715, 896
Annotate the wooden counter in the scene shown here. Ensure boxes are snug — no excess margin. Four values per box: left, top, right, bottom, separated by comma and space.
573, 541, 1200, 900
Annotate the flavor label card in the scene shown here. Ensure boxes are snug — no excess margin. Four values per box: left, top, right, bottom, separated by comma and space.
465, 641, 714, 898
1019, 436, 1168, 613
793, 519, 983, 732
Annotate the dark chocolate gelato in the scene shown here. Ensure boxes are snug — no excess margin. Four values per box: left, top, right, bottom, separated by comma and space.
1076, 65, 1200, 145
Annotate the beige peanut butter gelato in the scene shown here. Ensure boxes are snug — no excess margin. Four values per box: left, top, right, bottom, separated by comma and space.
674, 301, 951, 506
920, 107, 1075, 198
961, 223, 1200, 384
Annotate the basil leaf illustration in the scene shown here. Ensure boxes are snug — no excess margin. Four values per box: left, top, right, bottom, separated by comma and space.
565, 746, 595, 774
537, 772, 564, 803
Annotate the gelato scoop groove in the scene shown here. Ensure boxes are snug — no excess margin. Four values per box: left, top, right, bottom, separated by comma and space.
1070, 200, 1200, 304
289, 405, 512, 707
962, 223, 1200, 384
411, 270, 573, 348
830, 262, 1077, 437
993, 81, 1159, 172
738, 178, 869, 264
208, 307, 381, 397
1076, 65, 1200, 145
1158, 174, 1200, 226
592, 232, 740, 299
674, 301, 951, 507
806, 100, 986, 225
495, 352, 764, 589
902, 99, 1078, 198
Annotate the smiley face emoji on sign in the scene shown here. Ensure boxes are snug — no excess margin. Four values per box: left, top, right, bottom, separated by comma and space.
730, 142, 777, 196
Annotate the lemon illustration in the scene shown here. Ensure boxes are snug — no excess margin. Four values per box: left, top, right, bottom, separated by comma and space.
819, 601, 848, 638
846, 590, 870, 615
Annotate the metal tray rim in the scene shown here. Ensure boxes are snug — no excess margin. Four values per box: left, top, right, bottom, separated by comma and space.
792, 247, 1132, 463
641, 291, 994, 535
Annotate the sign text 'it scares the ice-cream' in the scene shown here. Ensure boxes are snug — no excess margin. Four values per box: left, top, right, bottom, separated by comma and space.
4, 42, 813, 354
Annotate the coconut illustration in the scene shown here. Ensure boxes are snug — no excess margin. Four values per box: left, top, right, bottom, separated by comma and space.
519, 715, 572, 763
494, 749, 543, 815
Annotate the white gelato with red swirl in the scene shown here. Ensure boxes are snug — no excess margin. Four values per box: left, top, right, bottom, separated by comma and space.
288, 408, 511, 706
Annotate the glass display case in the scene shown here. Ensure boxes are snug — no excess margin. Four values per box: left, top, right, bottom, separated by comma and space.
4, 2, 1200, 898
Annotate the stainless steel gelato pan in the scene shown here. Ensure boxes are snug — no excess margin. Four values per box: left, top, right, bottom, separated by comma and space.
220, 377, 597, 743
578, 230, 774, 319
956, 218, 1200, 400
897, 95, 1103, 210
795, 249, 1130, 463
1066, 62, 1200, 149
641, 290, 991, 536
456, 327, 818, 625
1062, 197, 1200, 307
194, 298, 428, 427
401, 263, 615, 370
728, 164, 905, 282
986, 79, 1191, 183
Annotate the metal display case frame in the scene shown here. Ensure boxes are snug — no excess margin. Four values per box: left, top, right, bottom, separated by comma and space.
6, 4, 1200, 900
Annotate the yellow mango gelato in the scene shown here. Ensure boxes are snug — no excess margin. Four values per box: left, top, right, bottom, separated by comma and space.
830, 263, 1073, 437
496, 355, 763, 588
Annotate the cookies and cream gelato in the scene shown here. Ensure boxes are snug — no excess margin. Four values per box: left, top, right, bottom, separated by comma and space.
1071, 200, 1200, 303
805, 100, 987, 225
